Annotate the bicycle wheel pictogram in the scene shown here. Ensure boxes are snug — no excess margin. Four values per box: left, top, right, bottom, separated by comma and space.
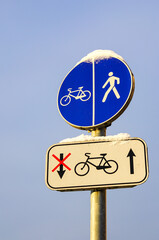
60, 96, 71, 106
74, 162, 90, 176
103, 160, 118, 174
81, 90, 91, 101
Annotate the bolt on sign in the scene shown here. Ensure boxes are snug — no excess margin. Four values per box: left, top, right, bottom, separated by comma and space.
45, 138, 149, 191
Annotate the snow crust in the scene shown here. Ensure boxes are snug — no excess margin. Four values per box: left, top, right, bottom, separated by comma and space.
76, 49, 123, 65
60, 133, 130, 143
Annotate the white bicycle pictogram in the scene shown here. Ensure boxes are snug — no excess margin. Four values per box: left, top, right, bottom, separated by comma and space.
60, 87, 91, 106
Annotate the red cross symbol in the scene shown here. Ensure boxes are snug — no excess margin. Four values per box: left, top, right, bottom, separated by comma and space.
52, 153, 71, 172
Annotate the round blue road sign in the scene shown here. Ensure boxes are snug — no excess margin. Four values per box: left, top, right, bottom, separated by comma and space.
57, 52, 135, 130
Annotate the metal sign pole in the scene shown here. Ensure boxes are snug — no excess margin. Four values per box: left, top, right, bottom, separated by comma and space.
90, 128, 107, 240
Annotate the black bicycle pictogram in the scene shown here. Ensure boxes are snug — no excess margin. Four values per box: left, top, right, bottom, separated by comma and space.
74, 153, 118, 176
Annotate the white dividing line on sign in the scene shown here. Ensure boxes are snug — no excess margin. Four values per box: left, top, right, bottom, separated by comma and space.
92, 58, 95, 126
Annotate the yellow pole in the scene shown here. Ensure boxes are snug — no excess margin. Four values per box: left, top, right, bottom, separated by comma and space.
90, 128, 107, 240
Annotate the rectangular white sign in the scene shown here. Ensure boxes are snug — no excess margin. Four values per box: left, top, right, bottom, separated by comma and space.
45, 138, 149, 191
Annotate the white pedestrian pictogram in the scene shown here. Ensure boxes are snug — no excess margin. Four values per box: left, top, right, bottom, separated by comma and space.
102, 72, 120, 103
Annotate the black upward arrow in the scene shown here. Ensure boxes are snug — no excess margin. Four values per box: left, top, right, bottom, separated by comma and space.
57, 153, 66, 179
127, 149, 136, 174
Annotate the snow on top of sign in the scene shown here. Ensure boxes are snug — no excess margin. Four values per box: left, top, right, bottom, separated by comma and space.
76, 50, 123, 65
60, 133, 130, 143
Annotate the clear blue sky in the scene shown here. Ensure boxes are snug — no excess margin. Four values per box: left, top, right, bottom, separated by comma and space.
1, 1, 159, 239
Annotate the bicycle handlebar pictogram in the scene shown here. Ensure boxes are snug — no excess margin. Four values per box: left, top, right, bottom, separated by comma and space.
74, 153, 118, 176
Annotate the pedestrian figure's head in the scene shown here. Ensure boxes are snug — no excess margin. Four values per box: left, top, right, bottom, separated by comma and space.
108, 72, 113, 76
